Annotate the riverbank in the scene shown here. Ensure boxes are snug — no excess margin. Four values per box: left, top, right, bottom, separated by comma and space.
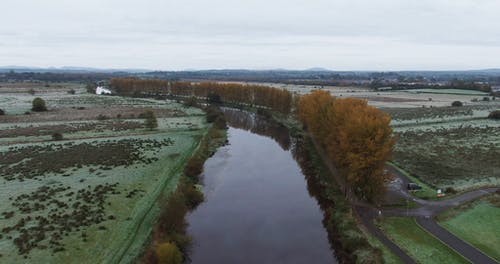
140, 106, 228, 264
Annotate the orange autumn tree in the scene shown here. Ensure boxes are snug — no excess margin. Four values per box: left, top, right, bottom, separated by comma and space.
298, 90, 395, 202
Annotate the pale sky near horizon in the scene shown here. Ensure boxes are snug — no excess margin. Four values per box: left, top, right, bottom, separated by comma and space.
1, 0, 499, 71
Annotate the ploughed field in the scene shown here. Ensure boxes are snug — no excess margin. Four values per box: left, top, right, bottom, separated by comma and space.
0, 84, 207, 263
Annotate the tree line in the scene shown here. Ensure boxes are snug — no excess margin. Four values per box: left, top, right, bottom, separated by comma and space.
109, 78, 292, 114
298, 90, 395, 202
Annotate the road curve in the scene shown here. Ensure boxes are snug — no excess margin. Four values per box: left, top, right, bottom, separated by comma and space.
416, 217, 499, 264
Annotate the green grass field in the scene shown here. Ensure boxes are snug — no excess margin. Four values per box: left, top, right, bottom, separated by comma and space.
378, 217, 469, 264
0, 87, 209, 263
438, 198, 500, 262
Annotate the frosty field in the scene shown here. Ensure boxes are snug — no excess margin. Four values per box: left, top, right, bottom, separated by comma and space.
0, 84, 208, 263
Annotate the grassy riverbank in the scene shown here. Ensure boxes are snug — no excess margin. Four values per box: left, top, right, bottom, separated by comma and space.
141, 106, 227, 264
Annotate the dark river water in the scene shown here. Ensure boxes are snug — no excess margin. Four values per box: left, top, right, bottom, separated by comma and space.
187, 109, 337, 264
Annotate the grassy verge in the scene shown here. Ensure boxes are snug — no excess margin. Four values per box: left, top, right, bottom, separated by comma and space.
362, 229, 404, 264
437, 194, 500, 262
378, 217, 469, 264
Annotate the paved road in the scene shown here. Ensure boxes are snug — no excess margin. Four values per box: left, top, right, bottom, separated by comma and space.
416, 217, 499, 264
355, 205, 416, 264
356, 164, 500, 264
311, 139, 500, 264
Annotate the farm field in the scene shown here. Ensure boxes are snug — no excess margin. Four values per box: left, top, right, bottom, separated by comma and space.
243, 82, 495, 108
389, 105, 500, 192
0, 83, 208, 263
437, 194, 500, 262
377, 217, 469, 264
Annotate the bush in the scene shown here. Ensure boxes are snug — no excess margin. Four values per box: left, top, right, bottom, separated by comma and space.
183, 96, 198, 107
86, 83, 97, 94
184, 157, 204, 178
28, 88, 35, 95
155, 243, 182, 264
445, 187, 457, 194
483, 96, 490, 101
97, 114, 108, 120
205, 106, 227, 129
31, 97, 47, 112
143, 110, 158, 130
207, 92, 222, 105
0, 109, 4, 115
51, 132, 63, 141
451, 101, 463, 107
180, 183, 204, 209
67, 89, 76, 95
488, 110, 500, 120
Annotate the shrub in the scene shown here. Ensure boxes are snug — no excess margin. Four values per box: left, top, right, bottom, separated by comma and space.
207, 92, 222, 105
482, 96, 490, 101
157, 190, 188, 236
97, 114, 108, 120
86, 83, 97, 94
183, 96, 198, 107
0, 109, 4, 115
180, 183, 204, 209
205, 106, 227, 129
31, 97, 47, 112
51, 132, 63, 141
143, 110, 158, 130
184, 157, 204, 178
488, 110, 500, 119
67, 89, 76, 95
445, 187, 457, 194
28, 88, 35, 95
155, 243, 182, 264
451, 101, 463, 107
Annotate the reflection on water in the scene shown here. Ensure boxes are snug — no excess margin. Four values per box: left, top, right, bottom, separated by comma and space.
187, 109, 337, 264
222, 108, 291, 151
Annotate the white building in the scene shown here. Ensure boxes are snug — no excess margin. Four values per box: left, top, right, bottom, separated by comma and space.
96, 86, 112, 95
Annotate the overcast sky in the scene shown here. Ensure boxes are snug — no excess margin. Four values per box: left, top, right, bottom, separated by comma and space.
1, 0, 499, 71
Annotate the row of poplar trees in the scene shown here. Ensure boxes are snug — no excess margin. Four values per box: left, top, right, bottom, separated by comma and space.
298, 90, 395, 202
110, 78, 394, 202
109, 78, 292, 114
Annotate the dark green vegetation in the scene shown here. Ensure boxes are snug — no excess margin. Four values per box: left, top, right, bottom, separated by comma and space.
2, 183, 119, 255
489, 110, 500, 119
0, 121, 144, 138
0, 109, 4, 115
143, 110, 158, 130
0, 138, 172, 181
32, 97, 47, 112
451, 101, 463, 107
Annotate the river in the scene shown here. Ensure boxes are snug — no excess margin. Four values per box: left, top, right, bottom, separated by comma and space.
186, 109, 337, 263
